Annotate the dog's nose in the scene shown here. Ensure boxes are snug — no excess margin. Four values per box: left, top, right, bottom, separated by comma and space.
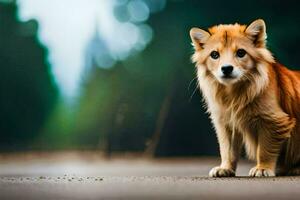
221, 65, 233, 76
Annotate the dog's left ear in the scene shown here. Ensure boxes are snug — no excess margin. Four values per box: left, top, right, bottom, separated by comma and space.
245, 19, 266, 47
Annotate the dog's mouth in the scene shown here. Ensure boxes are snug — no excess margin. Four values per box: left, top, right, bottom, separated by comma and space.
214, 71, 241, 85
221, 75, 236, 79
218, 74, 240, 85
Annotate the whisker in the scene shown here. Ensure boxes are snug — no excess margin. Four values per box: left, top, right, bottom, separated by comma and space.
188, 77, 198, 91
189, 81, 199, 102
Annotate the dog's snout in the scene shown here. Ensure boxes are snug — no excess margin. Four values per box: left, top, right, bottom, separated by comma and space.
221, 65, 234, 76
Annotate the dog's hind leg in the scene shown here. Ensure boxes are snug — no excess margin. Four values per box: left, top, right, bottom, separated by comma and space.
287, 167, 300, 176
274, 128, 300, 176
284, 129, 300, 176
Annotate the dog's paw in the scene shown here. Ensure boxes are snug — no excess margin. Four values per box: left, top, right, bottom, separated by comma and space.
209, 166, 235, 177
249, 166, 275, 177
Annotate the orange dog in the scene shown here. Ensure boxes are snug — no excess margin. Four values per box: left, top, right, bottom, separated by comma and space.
190, 19, 300, 177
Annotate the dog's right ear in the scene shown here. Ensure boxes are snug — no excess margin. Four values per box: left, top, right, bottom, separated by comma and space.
189, 28, 210, 50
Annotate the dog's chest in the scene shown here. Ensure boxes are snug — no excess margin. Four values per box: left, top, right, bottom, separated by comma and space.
212, 99, 257, 132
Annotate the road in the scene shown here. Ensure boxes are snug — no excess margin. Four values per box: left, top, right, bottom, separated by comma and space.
0, 152, 299, 200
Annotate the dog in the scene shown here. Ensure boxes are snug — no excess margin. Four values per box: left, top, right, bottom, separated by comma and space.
190, 19, 300, 177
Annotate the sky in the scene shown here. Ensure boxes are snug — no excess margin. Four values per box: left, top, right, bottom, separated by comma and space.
17, 0, 155, 97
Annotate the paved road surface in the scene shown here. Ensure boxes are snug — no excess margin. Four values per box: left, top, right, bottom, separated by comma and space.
0, 152, 299, 200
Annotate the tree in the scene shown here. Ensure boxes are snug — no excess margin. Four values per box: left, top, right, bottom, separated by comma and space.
0, 2, 58, 150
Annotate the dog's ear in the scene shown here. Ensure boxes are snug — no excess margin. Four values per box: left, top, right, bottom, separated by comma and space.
245, 19, 267, 47
190, 28, 210, 50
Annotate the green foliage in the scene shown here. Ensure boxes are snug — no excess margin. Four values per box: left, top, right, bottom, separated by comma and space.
0, 2, 58, 150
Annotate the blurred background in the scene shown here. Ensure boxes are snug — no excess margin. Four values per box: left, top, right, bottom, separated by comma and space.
1, 0, 300, 157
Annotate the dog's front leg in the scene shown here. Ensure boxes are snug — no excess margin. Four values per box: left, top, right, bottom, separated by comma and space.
209, 120, 243, 177
249, 114, 295, 177
249, 132, 282, 177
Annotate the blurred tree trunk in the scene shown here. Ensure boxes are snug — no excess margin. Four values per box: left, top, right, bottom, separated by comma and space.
144, 89, 173, 157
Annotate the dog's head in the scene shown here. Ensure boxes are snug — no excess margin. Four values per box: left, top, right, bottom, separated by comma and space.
190, 19, 274, 85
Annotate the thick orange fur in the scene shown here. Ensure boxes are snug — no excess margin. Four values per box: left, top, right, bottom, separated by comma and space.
190, 19, 300, 177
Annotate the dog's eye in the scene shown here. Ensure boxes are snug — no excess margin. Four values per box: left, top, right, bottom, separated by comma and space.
210, 51, 220, 59
236, 49, 246, 58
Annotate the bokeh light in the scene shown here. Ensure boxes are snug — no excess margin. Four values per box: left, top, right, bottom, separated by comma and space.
17, 0, 165, 97
127, 0, 150, 22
